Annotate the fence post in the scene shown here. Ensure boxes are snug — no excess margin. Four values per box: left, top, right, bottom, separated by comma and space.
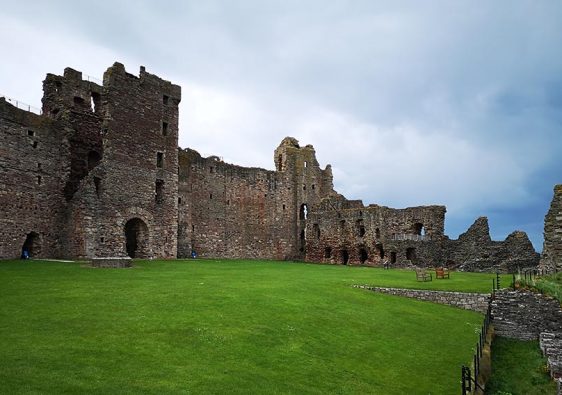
461, 366, 467, 394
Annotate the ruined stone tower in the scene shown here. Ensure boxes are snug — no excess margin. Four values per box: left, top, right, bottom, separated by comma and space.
177, 137, 335, 260
540, 185, 562, 272
0, 63, 180, 259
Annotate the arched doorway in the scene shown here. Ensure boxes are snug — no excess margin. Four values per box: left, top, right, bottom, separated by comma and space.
341, 249, 349, 265
124, 218, 149, 258
359, 248, 368, 264
22, 232, 41, 258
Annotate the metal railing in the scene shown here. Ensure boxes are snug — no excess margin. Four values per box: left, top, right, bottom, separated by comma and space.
390, 234, 432, 241
84, 74, 102, 84
461, 277, 499, 394
0, 94, 42, 114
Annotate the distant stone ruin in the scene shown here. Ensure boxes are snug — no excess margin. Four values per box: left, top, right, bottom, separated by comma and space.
0, 63, 541, 272
540, 185, 562, 272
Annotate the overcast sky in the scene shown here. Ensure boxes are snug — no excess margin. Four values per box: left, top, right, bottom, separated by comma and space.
1, 1, 561, 251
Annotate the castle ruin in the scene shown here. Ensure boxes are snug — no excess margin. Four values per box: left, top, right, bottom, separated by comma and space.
540, 185, 562, 272
0, 63, 541, 272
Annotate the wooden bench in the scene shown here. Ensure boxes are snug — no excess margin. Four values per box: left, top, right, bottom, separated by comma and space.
415, 268, 432, 282
435, 267, 450, 279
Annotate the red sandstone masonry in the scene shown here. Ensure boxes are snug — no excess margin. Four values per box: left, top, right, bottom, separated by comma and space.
0, 63, 543, 269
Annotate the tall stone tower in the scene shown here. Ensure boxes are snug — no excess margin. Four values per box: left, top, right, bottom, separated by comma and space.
540, 184, 562, 272
273, 137, 335, 259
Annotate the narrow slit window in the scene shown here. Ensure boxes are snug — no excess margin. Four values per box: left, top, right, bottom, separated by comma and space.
163, 95, 169, 105
162, 121, 168, 136
93, 177, 101, 198
37, 175, 42, 185
156, 152, 163, 168
155, 180, 164, 204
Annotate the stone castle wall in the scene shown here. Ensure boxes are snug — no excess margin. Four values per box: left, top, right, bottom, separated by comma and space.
177, 137, 336, 260
305, 198, 447, 266
0, 63, 543, 271
0, 99, 67, 258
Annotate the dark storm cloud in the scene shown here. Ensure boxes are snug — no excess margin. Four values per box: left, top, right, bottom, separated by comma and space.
1, 0, 561, 249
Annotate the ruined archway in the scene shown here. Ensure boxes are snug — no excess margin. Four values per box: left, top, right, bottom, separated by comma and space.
413, 223, 425, 236
22, 232, 41, 258
341, 249, 349, 265
359, 248, 368, 264
406, 247, 416, 261
124, 218, 149, 258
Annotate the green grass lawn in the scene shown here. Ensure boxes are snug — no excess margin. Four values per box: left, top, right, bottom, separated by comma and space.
485, 337, 557, 395
0, 259, 506, 394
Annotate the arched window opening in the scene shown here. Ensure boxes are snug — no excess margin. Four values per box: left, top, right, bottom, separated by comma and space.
91, 92, 101, 113
413, 223, 425, 236
406, 247, 416, 261
359, 248, 368, 264
299, 204, 308, 220
341, 249, 349, 265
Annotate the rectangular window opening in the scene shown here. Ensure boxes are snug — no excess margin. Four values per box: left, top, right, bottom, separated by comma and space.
37, 175, 42, 185
163, 95, 169, 105
94, 176, 101, 198
156, 152, 163, 168
162, 121, 168, 136
155, 180, 164, 204
28, 130, 35, 136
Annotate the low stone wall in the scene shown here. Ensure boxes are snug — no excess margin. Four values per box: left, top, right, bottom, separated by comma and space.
540, 332, 562, 385
353, 285, 490, 313
90, 257, 132, 268
491, 289, 562, 340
